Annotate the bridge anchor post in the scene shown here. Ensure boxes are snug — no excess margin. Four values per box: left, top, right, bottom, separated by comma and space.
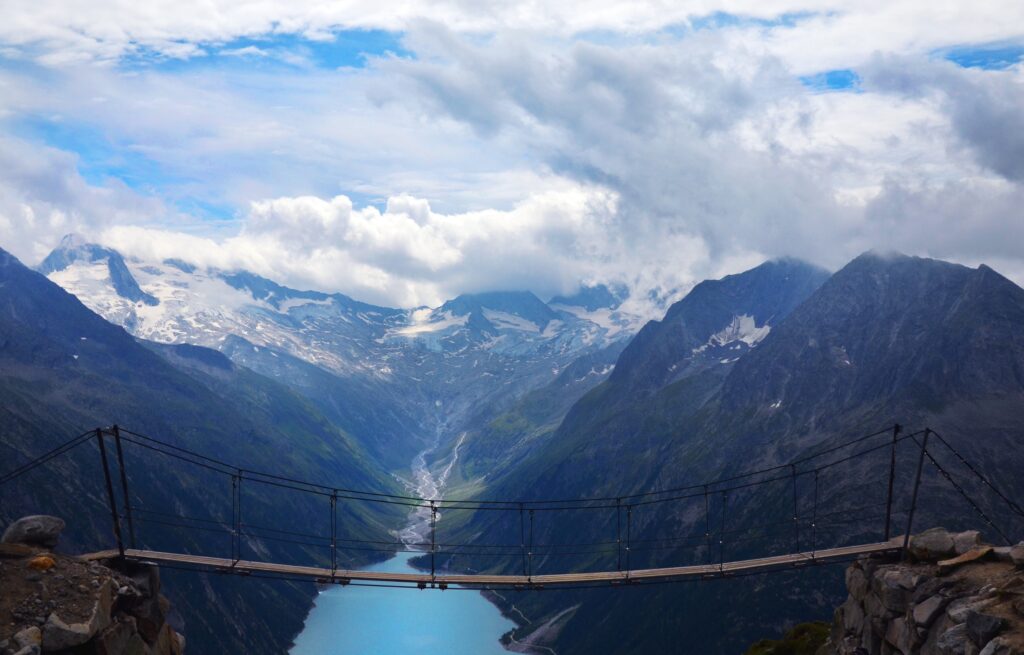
884, 423, 901, 541
96, 428, 125, 558
902, 428, 930, 559
111, 425, 136, 550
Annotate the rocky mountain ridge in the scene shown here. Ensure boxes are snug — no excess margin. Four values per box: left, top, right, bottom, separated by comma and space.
38, 235, 649, 465
451, 252, 1024, 655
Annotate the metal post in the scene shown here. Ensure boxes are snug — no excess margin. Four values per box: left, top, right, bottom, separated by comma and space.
111, 425, 136, 549
811, 470, 819, 557
704, 486, 711, 565
903, 429, 930, 558
330, 492, 337, 575
528, 509, 535, 582
231, 472, 243, 564
520, 504, 528, 577
615, 499, 622, 572
625, 505, 632, 578
790, 465, 800, 553
430, 502, 437, 584
719, 492, 728, 572
96, 429, 125, 558
884, 423, 901, 541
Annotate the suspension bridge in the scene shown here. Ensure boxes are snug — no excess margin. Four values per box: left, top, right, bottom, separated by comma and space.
2, 423, 1021, 591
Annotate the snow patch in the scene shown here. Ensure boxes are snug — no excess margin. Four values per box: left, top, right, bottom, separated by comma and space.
694, 315, 771, 353
276, 297, 333, 313
392, 309, 469, 336
483, 309, 540, 332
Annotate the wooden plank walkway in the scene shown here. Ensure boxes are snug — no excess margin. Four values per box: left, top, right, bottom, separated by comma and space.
84, 538, 902, 588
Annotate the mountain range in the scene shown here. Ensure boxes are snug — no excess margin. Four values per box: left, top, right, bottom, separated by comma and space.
39, 234, 645, 468
0, 245, 404, 653
7, 235, 1024, 655
447, 251, 1024, 654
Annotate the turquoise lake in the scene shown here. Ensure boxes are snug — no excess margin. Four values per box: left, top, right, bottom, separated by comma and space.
289, 552, 516, 654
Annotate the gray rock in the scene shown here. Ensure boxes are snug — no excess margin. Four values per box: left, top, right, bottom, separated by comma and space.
41, 578, 113, 651
848, 565, 870, 601
914, 594, 949, 628
13, 627, 40, 649
12, 645, 42, 655
991, 547, 1013, 563
886, 616, 916, 654
978, 637, 1023, 655
954, 531, 983, 555
42, 613, 95, 651
94, 617, 136, 655
911, 528, 958, 561
876, 570, 913, 613
0, 516, 65, 549
936, 623, 971, 655
948, 597, 998, 624
1011, 543, 1024, 568
129, 593, 167, 643
843, 596, 865, 632
966, 612, 1003, 647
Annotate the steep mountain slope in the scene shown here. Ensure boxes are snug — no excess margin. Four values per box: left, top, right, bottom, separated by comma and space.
458, 252, 1024, 655
471, 258, 830, 500
610, 258, 830, 392
0, 247, 403, 655
447, 339, 628, 492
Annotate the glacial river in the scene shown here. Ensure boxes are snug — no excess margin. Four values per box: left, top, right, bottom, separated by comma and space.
290, 436, 516, 655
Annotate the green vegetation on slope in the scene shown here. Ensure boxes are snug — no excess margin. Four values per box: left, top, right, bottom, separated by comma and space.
744, 622, 830, 655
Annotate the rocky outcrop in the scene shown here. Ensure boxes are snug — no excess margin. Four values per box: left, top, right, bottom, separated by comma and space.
1, 517, 66, 550
826, 528, 1024, 655
0, 517, 184, 655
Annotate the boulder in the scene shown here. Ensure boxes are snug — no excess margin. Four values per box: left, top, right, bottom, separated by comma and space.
979, 638, 1024, 655
885, 616, 916, 654
875, 570, 913, 613
991, 547, 1013, 563
914, 594, 949, 628
129, 594, 168, 643
94, 618, 134, 650
954, 531, 983, 555
847, 565, 870, 601
151, 624, 185, 655
42, 578, 113, 651
14, 626, 41, 649
936, 623, 972, 655
966, 612, 1003, 647
1, 516, 65, 549
1010, 543, 1024, 568
949, 597, 999, 624
911, 528, 957, 561
842, 596, 865, 632
42, 613, 96, 651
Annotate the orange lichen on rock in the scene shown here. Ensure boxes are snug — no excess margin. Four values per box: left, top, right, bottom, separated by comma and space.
27, 554, 56, 571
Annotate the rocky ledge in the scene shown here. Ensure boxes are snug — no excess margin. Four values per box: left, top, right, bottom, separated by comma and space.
0, 516, 185, 655
826, 528, 1024, 655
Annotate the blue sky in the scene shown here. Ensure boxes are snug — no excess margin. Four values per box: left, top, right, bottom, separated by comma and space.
1, 2, 1022, 307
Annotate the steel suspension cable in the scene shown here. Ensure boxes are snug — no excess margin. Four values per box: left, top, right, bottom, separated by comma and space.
911, 434, 1013, 546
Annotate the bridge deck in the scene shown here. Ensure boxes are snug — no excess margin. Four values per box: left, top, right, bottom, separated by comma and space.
84, 538, 902, 587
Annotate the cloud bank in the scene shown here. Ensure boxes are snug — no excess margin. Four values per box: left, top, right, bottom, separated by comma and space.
1, 1, 1022, 310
